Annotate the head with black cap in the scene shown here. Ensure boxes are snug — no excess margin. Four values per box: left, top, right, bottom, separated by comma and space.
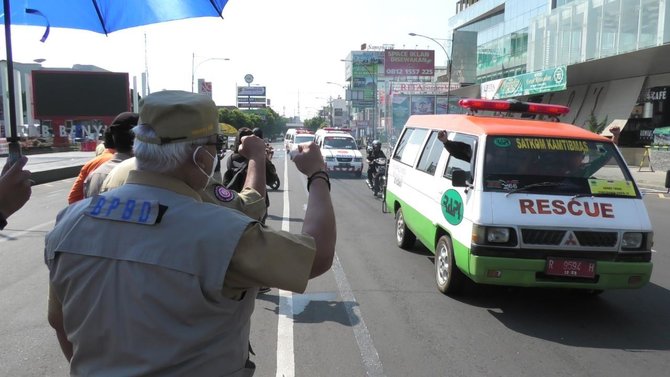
133, 90, 221, 190
108, 112, 138, 154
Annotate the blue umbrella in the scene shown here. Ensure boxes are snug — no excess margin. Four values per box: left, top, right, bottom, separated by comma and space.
1, 0, 229, 160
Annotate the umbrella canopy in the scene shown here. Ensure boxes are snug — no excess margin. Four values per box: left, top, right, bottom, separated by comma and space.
1, 0, 229, 156
3, 0, 228, 34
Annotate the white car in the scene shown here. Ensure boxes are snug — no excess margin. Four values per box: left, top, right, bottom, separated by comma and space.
314, 129, 363, 177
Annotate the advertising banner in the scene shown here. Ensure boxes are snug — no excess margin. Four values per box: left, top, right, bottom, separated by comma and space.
384, 49, 435, 77
389, 81, 456, 95
411, 96, 435, 115
392, 95, 410, 131
237, 86, 266, 96
436, 96, 450, 114
493, 66, 567, 99
352, 64, 377, 108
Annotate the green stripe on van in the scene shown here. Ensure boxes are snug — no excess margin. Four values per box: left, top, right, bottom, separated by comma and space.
386, 190, 472, 276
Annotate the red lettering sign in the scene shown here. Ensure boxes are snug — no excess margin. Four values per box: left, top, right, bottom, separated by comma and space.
518, 199, 615, 218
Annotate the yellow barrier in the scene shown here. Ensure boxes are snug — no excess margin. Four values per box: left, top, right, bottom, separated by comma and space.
639, 146, 654, 172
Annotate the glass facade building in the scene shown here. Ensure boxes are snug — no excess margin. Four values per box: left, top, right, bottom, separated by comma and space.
529, 0, 670, 72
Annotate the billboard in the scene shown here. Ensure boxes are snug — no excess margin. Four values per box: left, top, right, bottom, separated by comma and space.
384, 49, 435, 77
411, 96, 435, 115
32, 70, 130, 117
237, 86, 266, 96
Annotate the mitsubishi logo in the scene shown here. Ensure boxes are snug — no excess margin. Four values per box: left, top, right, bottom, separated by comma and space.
562, 231, 580, 246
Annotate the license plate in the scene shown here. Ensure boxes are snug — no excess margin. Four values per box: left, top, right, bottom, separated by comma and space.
339, 163, 351, 167
545, 257, 596, 278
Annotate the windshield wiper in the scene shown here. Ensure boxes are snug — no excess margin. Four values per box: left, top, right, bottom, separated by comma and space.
570, 193, 594, 200
505, 182, 565, 197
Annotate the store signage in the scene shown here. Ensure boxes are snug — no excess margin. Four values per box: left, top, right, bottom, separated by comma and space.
492, 66, 567, 99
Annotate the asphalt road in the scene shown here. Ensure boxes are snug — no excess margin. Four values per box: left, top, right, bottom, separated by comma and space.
1, 145, 669, 376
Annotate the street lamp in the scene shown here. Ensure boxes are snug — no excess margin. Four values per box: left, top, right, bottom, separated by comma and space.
341, 59, 377, 140
191, 53, 230, 93
409, 32, 453, 113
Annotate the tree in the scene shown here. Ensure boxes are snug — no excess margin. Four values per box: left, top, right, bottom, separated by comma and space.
304, 116, 327, 132
585, 112, 608, 134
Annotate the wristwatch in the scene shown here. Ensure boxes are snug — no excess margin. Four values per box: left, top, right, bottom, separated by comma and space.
0, 211, 7, 230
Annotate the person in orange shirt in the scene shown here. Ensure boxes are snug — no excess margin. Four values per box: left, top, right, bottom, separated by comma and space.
67, 112, 138, 204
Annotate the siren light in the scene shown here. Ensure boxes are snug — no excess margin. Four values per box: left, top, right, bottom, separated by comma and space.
458, 99, 570, 116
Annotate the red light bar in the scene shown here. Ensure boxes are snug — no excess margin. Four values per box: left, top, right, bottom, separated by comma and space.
458, 98, 569, 116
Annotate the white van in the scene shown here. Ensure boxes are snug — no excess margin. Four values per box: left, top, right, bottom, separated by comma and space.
284, 128, 315, 153
385, 98, 653, 296
314, 128, 363, 177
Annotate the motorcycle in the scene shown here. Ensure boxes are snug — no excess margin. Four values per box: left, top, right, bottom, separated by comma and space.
267, 160, 280, 190
365, 157, 387, 197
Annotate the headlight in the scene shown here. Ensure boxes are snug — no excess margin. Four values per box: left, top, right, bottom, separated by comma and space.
325, 156, 335, 162
472, 225, 515, 245
622, 232, 643, 249
354, 157, 362, 162
487, 227, 510, 243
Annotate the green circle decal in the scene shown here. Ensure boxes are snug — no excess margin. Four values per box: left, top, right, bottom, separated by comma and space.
441, 189, 464, 225
494, 137, 511, 147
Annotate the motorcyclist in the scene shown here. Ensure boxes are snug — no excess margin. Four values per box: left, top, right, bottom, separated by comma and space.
366, 140, 386, 186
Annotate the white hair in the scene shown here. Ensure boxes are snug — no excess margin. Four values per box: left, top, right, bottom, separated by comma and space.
132, 125, 210, 173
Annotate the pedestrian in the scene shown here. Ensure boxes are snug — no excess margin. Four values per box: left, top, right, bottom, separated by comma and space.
83, 112, 138, 198
99, 134, 269, 222
45, 90, 336, 376
0, 155, 32, 230
66, 124, 116, 204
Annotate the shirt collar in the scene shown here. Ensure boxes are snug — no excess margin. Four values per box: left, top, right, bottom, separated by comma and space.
126, 170, 203, 202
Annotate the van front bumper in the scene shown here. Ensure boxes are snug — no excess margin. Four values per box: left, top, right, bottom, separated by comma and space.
467, 254, 652, 289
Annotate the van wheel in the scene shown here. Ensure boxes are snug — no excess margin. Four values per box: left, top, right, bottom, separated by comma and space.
395, 208, 416, 249
435, 235, 466, 295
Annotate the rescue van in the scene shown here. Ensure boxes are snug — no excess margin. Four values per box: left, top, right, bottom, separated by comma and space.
385, 98, 653, 295
284, 128, 315, 153
314, 128, 363, 177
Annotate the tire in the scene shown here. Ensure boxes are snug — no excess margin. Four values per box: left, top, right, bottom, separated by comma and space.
435, 235, 467, 295
395, 208, 416, 249
381, 189, 388, 213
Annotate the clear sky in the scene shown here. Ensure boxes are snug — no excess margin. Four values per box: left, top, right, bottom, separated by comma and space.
4, 0, 455, 120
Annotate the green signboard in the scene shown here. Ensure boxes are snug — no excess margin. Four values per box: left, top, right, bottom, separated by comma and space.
494, 66, 567, 99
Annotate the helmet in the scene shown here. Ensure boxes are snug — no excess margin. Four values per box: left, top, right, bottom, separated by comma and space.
372, 140, 381, 150
252, 127, 263, 138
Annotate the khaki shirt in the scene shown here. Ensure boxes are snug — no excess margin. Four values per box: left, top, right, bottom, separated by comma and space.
101, 156, 267, 221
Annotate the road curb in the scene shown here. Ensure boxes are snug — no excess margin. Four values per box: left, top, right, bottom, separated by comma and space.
31, 165, 83, 186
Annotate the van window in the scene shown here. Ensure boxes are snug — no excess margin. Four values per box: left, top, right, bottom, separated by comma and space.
416, 131, 443, 175
443, 133, 476, 180
394, 127, 428, 166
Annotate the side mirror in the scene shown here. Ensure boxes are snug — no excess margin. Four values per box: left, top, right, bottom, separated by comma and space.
452, 169, 470, 187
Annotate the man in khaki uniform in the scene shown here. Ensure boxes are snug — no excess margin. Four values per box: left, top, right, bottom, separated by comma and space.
100, 136, 268, 221
45, 90, 336, 376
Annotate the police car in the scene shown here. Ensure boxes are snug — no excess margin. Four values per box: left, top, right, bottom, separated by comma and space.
385, 98, 653, 296
314, 128, 364, 177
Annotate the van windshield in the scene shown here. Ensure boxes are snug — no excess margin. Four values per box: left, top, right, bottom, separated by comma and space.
323, 136, 357, 150
483, 136, 638, 198
295, 135, 315, 144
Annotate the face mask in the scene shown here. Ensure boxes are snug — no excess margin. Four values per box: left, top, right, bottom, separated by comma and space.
192, 146, 218, 190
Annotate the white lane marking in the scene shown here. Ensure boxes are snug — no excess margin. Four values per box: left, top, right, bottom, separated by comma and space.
331, 255, 386, 377
276, 153, 295, 377
0, 220, 55, 243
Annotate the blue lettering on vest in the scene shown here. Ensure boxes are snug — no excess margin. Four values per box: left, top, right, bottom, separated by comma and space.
138, 201, 151, 223
122, 200, 136, 220
105, 197, 120, 216
90, 196, 106, 215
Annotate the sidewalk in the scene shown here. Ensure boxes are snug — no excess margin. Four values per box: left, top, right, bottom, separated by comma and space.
629, 166, 669, 192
